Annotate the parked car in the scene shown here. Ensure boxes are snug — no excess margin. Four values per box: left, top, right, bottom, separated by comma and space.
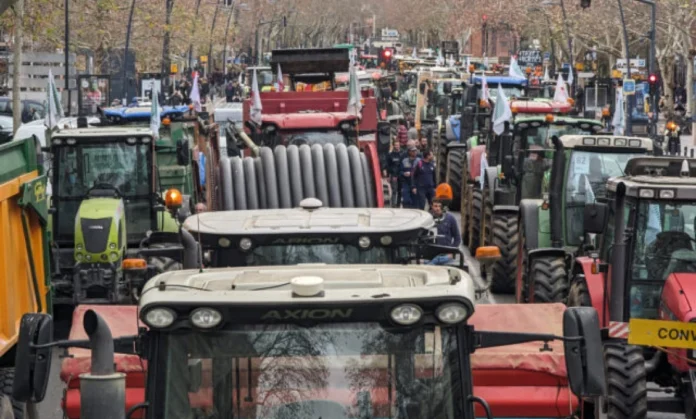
0, 97, 46, 123
0, 115, 12, 144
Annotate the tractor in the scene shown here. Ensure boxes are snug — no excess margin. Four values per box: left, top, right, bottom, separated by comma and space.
12, 262, 606, 419
516, 135, 653, 304
569, 156, 696, 418
460, 107, 597, 293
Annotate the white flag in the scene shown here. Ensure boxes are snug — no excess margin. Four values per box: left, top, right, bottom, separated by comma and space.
481, 73, 490, 103
612, 90, 625, 136
480, 152, 488, 190
250, 69, 263, 125
465, 56, 471, 71
492, 84, 512, 135
45, 69, 64, 130
553, 73, 569, 103
347, 62, 362, 117
190, 73, 202, 112
411, 48, 418, 59
509, 56, 527, 79
483, 55, 489, 69
543, 66, 550, 82
277, 64, 285, 92
150, 86, 161, 140
567, 67, 574, 88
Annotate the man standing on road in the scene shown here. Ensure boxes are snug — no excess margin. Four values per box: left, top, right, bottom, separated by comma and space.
386, 141, 405, 207
426, 198, 461, 265
400, 145, 421, 208
412, 149, 436, 209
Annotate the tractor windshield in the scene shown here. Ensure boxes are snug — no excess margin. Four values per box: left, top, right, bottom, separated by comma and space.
629, 201, 696, 318
479, 85, 525, 100
212, 244, 414, 267
53, 140, 153, 243
519, 124, 600, 148
564, 150, 643, 246
160, 323, 463, 419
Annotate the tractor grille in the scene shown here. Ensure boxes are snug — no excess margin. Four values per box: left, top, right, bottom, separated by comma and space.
80, 218, 113, 254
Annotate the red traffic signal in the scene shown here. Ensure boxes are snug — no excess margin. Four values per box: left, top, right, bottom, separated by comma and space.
482, 14, 488, 21
648, 74, 658, 84
383, 49, 392, 58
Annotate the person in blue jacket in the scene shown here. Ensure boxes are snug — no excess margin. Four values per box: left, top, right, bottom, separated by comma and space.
399, 146, 420, 208
411, 149, 436, 209
426, 198, 462, 265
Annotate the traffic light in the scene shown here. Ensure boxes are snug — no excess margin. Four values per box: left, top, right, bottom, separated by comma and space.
648, 73, 659, 96
380, 48, 393, 66
580, 0, 591, 8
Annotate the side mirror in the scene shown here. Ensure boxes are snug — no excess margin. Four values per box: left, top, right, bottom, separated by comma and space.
188, 359, 203, 393
563, 307, 606, 397
583, 203, 609, 234
176, 140, 190, 166
475, 246, 501, 265
12, 313, 54, 403
443, 82, 452, 94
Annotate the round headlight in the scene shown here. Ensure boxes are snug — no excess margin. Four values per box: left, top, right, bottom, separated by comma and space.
109, 243, 117, 250
77, 244, 83, 251
76, 253, 83, 261
144, 307, 176, 328
358, 236, 371, 249
85, 254, 92, 261
218, 237, 231, 248
110, 252, 120, 261
380, 235, 393, 246
391, 304, 422, 325
239, 238, 252, 251
190, 308, 222, 329
436, 303, 469, 324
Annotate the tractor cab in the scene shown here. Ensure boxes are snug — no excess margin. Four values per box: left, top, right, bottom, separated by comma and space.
177, 198, 447, 268
47, 128, 184, 305
515, 135, 653, 304
568, 157, 696, 417
14, 263, 606, 419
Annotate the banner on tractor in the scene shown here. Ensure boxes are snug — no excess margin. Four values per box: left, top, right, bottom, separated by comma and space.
628, 318, 696, 349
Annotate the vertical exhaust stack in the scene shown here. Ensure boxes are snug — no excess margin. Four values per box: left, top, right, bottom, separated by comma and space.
79, 310, 126, 419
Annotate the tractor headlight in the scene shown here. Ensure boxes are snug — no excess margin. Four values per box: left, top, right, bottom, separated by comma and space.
77, 244, 83, 251
190, 308, 223, 329
390, 304, 422, 325
76, 253, 83, 261
110, 252, 119, 261
436, 303, 469, 324
86, 254, 92, 261
239, 238, 252, 251
109, 243, 116, 250
144, 307, 176, 328
358, 236, 371, 249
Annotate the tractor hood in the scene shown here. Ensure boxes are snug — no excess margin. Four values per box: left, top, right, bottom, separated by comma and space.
663, 272, 696, 322
78, 197, 124, 220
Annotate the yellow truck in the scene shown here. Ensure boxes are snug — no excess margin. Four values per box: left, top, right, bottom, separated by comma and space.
0, 136, 50, 419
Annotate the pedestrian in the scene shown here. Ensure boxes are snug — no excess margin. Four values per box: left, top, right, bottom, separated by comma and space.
226, 81, 235, 102
386, 141, 405, 207
201, 78, 210, 104
396, 122, 409, 147
408, 126, 418, 141
419, 136, 428, 151
412, 149, 436, 209
170, 90, 183, 106
425, 198, 461, 265
400, 145, 421, 208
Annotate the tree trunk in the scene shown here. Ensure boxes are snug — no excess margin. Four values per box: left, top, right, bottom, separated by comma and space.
12, 0, 23, 135
161, 0, 174, 89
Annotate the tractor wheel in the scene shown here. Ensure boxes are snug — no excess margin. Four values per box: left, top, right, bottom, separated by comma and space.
0, 368, 22, 419
529, 256, 567, 303
567, 275, 591, 307
490, 213, 519, 294
446, 149, 464, 211
470, 187, 483, 252
516, 222, 528, 303
603, 343, 648, 419
436, 136, 448, 184
460, 182, 470, 246
482, 186, 493, 245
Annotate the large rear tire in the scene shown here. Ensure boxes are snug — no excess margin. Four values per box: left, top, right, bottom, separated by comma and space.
490, 213, 519, 294
529, 256, 567, 303
567, 275, 591, 307
603, 343, 648, 419
470, 187, 483, 252
436, 136, 448, 184
446, 149, 464, 211
0, 368, 22, 419
460, 183, 470, 246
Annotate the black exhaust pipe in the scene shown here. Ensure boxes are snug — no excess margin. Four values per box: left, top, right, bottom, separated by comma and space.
80, 310, 126, 419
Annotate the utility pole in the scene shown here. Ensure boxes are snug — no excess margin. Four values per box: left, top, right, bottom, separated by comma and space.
12, 0, 24, 133
559, 0, 574, 94
617, 0, 632, 135
64, 0, 70, 115
121, 0, 137, 101
634, 0, 657, 133
161, 0, 175, 91
188, 0, 202, 73
222, 2, 236, 74
208, 2, 220, 76
372, 14, 376, 38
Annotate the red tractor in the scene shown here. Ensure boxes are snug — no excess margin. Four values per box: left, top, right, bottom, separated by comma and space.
569, 156, 696, 417
231, 48, 391, 208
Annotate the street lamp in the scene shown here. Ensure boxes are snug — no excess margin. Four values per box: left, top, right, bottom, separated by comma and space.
528, 6, 557, 76
541, 0, 574, 93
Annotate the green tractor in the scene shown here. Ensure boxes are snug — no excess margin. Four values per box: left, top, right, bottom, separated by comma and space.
47, 124, 198, 306
515, 134, 653, 303
466, 113, 605, 294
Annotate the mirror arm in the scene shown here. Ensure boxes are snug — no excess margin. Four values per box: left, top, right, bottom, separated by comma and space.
473, 330, 583, 351
31, 335, 138, 354
468, 396, 493, 419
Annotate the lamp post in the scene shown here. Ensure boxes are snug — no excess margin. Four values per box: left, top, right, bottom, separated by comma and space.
64, 0, 70, 115
188, 0, 203, 72
634, 0, 657, 132
207, 1, 220, 76
121, 0, 137, 101
529, 7, 556, 76
617, 0, 633, 135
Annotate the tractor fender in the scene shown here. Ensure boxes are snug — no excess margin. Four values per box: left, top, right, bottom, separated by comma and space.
492, 205, 518, 216
445, 142, 468, 151
662, 274, 696, 323
527, 248, 567, 265
519, 199, 544, 250
468, 145, 486, 183
575, 256, 608, 327
485, 166, 499, 204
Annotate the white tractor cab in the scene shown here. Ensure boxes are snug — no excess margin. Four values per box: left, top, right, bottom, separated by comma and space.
158, 198, 468, 271
213, 102, 243, 157
12, 263, 606, 419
